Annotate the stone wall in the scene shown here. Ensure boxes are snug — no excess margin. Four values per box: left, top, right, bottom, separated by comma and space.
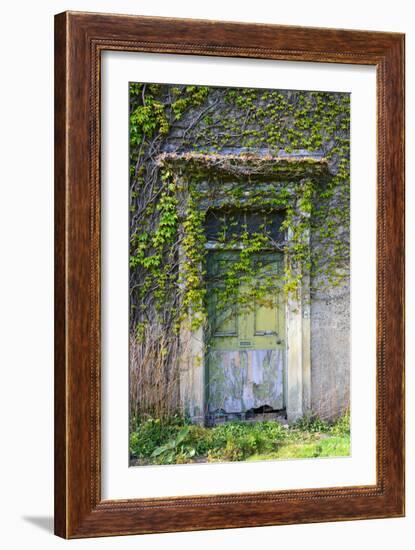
310, 282, 350, 419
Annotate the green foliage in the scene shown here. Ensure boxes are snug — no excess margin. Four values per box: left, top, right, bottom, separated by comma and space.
129, 86, 349, 324
293, 414, 332, 433
151, 426, 196, 464
206, 420, 287, 462
293, 411, 350, 436
178, 194, 207, 330
130, 414, 350, 465
129, 414, 186, 458
171, 85, 210, 120
247, 436, 350, 461
130, 85, 169, 146
330, 411, 350, 437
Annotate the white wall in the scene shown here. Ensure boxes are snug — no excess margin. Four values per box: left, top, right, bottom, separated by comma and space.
0, 0, 412, 548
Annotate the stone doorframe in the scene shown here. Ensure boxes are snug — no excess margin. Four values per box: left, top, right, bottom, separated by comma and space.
286, 227, 311, 422
156, 150, 329, 424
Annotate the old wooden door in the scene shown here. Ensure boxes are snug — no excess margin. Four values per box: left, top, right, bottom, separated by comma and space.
206, 250, 285, 417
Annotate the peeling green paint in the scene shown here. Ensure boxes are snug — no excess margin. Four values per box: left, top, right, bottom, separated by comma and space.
208, 349, 284, 413
206, 251, 285, 414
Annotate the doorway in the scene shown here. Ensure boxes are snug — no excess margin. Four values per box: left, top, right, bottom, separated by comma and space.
205, 247, 286, 424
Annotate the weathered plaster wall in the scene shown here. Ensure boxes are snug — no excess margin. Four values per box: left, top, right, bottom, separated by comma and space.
310, 278, 350, 419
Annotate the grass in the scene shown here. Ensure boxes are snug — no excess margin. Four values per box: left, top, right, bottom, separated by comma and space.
246, 436, 350, 461
130, 412, 350, 465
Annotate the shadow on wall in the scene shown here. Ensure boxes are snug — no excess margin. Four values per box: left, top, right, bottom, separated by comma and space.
22, 516, 54, 533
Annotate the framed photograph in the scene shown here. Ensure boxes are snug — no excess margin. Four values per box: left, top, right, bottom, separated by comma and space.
54, 11, 405, 538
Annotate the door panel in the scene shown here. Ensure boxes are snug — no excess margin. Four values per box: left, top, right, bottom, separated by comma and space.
210, 289, 238, 336
208, 349, 284, 412
206, 251, 285, 415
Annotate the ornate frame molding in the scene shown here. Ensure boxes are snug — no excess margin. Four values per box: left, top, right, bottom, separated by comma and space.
54, 11, 405, 538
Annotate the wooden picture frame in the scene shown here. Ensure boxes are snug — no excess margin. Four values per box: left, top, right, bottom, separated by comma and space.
54, 11, 405, 538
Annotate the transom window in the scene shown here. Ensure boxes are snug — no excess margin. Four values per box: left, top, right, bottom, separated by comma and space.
204, 208, 285, 245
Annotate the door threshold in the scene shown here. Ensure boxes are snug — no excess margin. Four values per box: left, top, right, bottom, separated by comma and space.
205, 409, 287, 427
